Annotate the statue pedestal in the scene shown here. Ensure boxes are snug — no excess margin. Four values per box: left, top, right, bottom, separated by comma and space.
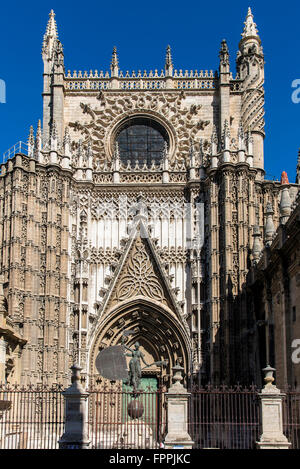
59, 364, 90, 449
257, 366, 291, 450
164, 364, 194, 449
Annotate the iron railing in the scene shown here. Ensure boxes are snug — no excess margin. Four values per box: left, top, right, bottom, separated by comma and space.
3, 383, 300, 450
87, 384, 167, 449
189, 385, 261, 449
1, 141, 28, 165
0, 384, 65, 449
283, 390, 300, 449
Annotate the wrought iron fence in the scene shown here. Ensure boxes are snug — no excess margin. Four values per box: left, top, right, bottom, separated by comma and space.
189, 385, 261, 449
87, 384, 167, 449
2, 382, 286, 450
283, 390, 300, 449
0, 384, 65, 449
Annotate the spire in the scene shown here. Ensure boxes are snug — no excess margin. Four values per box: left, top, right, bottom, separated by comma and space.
241, 7, 259, 39
165, 45, 173, 77
42, 10, 59, 56
46, 10, 58, 38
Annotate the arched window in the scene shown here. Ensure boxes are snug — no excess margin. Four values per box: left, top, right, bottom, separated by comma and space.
116, 117, 169, 167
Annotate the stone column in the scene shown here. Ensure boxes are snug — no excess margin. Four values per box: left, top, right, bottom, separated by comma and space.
59, 364, 90, 449
257, 365, 291, 449
164, 364, 194, 449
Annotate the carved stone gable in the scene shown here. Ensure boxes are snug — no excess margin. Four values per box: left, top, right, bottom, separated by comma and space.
108, 235, 171, 309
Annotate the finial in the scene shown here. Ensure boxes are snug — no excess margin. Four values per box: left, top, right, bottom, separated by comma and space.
63, 126, 70, 145
165, 45, 173, 68
165, 45, 173, 77
50, 120, 58, 151
28, 126, 35, 157
222, 119, 230, 149
37, 119, 42, 136
265, 202, 275, 246
280, 171, 289, 185
211, 125, 218, 157
51, 120, 57, 139
242, 6, 259, 39
280, 174, 291, 224
220, 39, 228, 54
219, 39, 230, 72
111, 46, 118, 68
252, 225, 262, 263
28, 125, 34, 145
238, 121, 245, 146
189, 140, 196, 167
262, 365, 276, 387
113, 141, 120, 162
45, 9, 58, 39
34, 120, 42, 156
110, 46, 119, 78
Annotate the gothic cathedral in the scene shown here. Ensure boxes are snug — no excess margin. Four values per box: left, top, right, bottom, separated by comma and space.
0, 8, 299, 389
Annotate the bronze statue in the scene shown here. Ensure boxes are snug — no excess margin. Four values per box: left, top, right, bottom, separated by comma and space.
122, 333, 167, 391
122, 340, 149, 390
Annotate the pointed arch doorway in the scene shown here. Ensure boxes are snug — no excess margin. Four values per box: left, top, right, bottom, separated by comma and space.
89, 297, 191, 387
88, 298, 191, 448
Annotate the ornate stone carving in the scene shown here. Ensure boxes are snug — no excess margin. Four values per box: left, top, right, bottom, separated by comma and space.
111, 236, 165, 304
68, 92, 211, 167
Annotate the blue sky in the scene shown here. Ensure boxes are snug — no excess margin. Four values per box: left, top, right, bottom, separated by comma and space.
0, 0, 299, 181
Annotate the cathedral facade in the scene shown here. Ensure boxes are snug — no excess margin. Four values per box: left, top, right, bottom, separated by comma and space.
0, 8, 299, 388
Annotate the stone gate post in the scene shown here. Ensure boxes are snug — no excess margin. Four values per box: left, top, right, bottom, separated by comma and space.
164, 363, 194, 449
59, 364, 90, 449
257, 365, 291, 449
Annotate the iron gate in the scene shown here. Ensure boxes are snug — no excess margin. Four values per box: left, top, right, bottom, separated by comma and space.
189, 385, 261, 449
87, 383, 167, 449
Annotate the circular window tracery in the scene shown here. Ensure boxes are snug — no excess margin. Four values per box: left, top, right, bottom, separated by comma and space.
116, 117, 169, 168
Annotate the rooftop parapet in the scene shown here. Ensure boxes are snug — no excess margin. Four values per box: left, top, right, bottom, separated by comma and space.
64, 68, 221, 91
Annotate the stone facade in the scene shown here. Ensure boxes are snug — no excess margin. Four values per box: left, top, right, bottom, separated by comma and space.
248, 182, 300, 390
0, 8, 299, 387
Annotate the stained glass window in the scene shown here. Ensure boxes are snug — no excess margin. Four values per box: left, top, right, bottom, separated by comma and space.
116, 117, 168, 167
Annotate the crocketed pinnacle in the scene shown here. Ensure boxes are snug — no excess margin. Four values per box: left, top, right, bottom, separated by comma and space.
111, 46, 119, 69
242, 7, 259, 39
46, 10, 58, 37
165, 45, 173, 69
42, 10, 59, 55
220, 39, 229, 55
28, 126, 34, 146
